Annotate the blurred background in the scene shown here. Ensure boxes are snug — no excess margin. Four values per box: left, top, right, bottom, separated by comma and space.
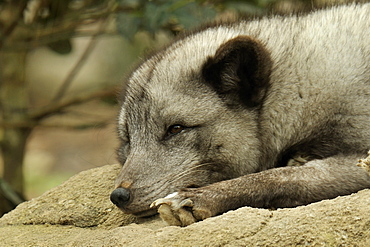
0, 0, 366, 216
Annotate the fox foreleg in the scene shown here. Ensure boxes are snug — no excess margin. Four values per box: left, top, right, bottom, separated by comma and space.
151, 154, 370, 226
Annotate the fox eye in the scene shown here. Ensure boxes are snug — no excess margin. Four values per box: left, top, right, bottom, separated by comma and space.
167, 125, 185, 136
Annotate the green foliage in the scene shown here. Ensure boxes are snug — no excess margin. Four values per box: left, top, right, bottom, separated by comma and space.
223, 1, 269, 15
116, 0, 283, 40
117, 0, 217, 39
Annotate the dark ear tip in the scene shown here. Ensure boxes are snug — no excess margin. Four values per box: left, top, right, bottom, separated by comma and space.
201, 35, 272, 106
202, 56, 220, 85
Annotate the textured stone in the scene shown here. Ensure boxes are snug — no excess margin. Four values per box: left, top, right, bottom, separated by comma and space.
1, 164, 369, 246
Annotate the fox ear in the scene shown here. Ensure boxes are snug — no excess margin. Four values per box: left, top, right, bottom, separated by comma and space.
202, 36, 272, 107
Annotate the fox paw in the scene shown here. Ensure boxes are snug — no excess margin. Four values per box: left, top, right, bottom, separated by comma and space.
357, 151, 370, 175
150, 192, 212, 226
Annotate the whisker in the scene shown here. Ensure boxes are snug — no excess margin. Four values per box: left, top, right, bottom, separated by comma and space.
128, 159, 215, 198
165, 161, 214, 186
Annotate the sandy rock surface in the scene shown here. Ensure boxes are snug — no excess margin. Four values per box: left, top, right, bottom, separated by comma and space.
1, 164, 369, 246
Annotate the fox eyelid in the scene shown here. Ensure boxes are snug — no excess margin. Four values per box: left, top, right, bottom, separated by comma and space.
167, 125, 186, 136
164, 124, 200, 140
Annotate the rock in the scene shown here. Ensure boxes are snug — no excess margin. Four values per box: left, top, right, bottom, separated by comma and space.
0, 164, 136, 228
0, 164, 369, 246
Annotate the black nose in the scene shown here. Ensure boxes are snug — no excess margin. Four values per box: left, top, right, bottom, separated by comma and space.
110, 187, 131, 209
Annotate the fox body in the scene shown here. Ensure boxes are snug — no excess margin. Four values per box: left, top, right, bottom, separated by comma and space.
110, 4, 370, 226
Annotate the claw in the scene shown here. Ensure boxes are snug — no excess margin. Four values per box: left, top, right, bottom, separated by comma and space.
357, 152, 370, 175
178, 198, 193, 208
150, 198, 172, 208
150, 194, 197, 226
150, 192, 179, 208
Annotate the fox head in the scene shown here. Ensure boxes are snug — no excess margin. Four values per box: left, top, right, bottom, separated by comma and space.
111, 31, 272, 217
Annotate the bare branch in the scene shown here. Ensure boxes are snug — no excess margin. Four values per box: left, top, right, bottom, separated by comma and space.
0, 178, 24, 205
0, 1, 28, 50
29, 85, 118, 120
0, 120, 113, 130
1, 0, 116, 51
51, 19, 109, 103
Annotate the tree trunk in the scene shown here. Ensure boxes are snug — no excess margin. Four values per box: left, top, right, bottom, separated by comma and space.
0, 47, 30, 216
0, 0, 30, 216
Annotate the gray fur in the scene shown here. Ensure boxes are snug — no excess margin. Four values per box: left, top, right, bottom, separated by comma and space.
111, 4, 370, 224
